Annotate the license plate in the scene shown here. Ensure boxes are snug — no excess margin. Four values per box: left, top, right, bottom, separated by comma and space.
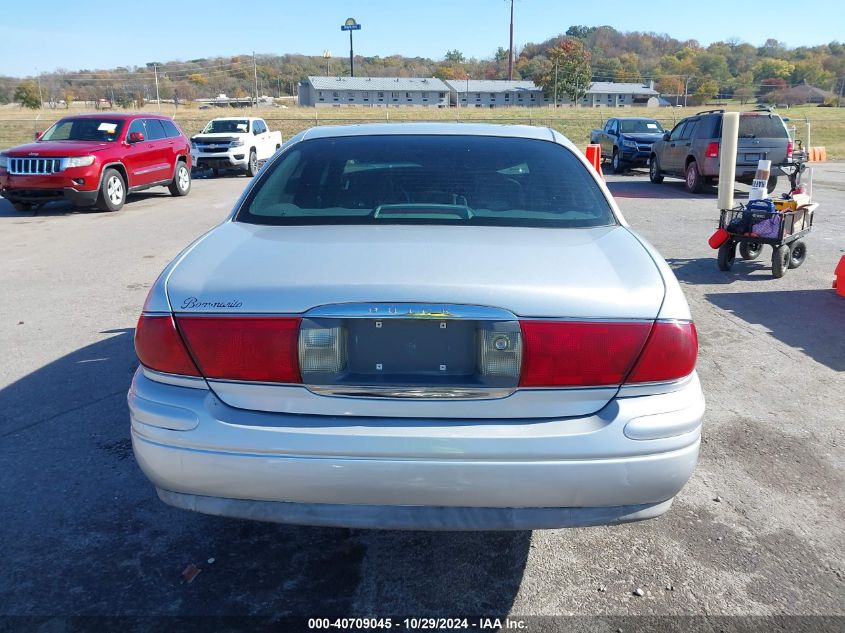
347, 319, 475, 376
745, 153, 761, 162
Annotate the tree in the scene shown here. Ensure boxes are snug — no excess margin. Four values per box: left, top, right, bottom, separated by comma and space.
693, 79, 719, 104
614, 52, 641, 82
14, 82, 40, 109
444, 49, 465, 63
62, 89, 74, 109
536, 38, 591, 104
734, 86, 756, 105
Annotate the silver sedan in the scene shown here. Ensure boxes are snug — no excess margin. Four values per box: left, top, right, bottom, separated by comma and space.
129, 123, 704, 530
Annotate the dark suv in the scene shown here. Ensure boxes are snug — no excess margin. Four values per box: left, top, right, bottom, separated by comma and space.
648, 109, 793, 194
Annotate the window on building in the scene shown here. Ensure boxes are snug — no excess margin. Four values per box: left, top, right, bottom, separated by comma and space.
476, 93, 481, 100
406, 92, 411, 98
378, 92, 384, 98
421, 92, 428, 98
505, 93, 510, 101
517, 94, 523, 101
333, 91, 340, 102
439, 92, 445, 98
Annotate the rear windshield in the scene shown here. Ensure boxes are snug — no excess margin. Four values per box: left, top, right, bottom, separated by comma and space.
738, 114, 787, 139
41, 118, 125, 142
236, 135, 615, 228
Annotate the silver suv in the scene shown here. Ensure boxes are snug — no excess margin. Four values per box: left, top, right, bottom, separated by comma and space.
649, 109, 793, 193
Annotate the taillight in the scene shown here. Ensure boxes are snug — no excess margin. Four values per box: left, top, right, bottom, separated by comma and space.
626, 321, 698, 383
177, 317, 301, 383
135, 314, 201, 376
519, 321, 651, 387
786, 141, 793, 159
705, 142, 719, 158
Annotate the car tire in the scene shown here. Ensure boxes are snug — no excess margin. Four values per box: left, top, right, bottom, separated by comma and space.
246, 149, 258, 177
717, 240, 736, 271
767, 175, 778, 194
96, 168, 125, 212
739, 241, 762, 261
212, 168, 220, 178
685, 160, 703, 194
168, 161, 191, 197
772, 245, 790, 278
611, 149, 623, 174
649, 156, 664, 183
788, 240, 807, 269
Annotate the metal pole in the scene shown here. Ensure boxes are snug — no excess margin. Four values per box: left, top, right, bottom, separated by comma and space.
554, 58, 559, 108
154, 64, 161, 111
36, 70, 43, 109
253, 51, 258, 106
508, 0, 514, 81
349, 30, 354, 77
838, 77, 843, 108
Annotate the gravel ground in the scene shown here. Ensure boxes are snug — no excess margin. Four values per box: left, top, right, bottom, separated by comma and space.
0, 163, 842, 629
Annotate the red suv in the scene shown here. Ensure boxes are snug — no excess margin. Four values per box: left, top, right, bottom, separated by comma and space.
0, 113, 192, 212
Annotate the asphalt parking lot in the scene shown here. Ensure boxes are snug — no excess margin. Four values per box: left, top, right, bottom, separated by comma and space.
0, 164, 843, 626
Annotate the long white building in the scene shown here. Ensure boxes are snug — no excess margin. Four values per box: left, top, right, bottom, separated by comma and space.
298, 76, 661, 108
298, 77, 451, 107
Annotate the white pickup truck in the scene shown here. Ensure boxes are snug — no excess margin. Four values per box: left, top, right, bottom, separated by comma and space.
190, 117, 282, 177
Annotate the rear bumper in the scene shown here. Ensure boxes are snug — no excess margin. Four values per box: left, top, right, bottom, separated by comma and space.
129, 369, 704, 529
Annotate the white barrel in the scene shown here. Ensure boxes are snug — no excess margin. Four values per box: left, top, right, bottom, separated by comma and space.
718, 112, 739, 210
748, 159, 772, 201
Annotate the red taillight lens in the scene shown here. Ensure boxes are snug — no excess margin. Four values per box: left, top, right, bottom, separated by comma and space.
519, 321, 652, 387
135, 314, 201, 376
705, 142, 719, 158
786, 141, 793, 159
627, 321, 698, 383
177, 317, 301, 383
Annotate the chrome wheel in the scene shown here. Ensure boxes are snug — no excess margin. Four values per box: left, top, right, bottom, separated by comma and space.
178, 166, 189, 191
107, 176, 124, 205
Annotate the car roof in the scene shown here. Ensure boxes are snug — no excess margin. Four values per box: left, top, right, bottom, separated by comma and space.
611, 117, 661, 121
53, 113, 168, 121
300, 122, 558, 142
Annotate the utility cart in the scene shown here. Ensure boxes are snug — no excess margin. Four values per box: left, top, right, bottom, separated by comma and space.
717, 202, 816, 278
715, 161, 817, 278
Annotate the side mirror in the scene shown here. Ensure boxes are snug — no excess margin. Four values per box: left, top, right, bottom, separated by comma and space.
128, 131, 145, 143
34, 130, 43, 140
663, 132, 671, 141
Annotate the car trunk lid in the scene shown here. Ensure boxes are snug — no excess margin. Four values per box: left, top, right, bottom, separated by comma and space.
165, 222, 666, 418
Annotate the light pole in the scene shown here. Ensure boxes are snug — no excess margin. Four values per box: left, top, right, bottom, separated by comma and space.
553, 57, 559, 108
684, 75, 694, 108
507, 0, 514, 81
341, 18, 362, 77
323, 50, 331, 76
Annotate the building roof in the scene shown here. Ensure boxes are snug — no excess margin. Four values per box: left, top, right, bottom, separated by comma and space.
306, 76, 450, 92
588, 82, 658, 95
443, 79, 540, 93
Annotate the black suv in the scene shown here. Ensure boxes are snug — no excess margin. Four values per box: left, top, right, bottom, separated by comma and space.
649, 109, 793, 194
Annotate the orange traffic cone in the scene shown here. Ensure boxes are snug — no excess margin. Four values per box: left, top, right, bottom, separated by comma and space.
585, 144, 604, 179
834, 255, 845, 297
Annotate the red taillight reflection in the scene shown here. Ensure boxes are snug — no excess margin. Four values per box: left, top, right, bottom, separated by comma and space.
705, 142, 719, 158
177, 316, 301, 383
627, 321, 698, 383
787, 141, 793, 159
519, 321, 652, 387
135, 314, 201, 376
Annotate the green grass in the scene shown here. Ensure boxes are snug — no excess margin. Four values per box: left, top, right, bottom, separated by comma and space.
1, 103, 843, 158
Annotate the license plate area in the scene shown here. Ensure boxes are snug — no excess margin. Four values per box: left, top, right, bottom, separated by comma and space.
299, 312, 521, 392
349, 318, 475, 378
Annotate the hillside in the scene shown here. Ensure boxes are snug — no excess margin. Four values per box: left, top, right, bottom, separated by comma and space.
1, 25, 842, 107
